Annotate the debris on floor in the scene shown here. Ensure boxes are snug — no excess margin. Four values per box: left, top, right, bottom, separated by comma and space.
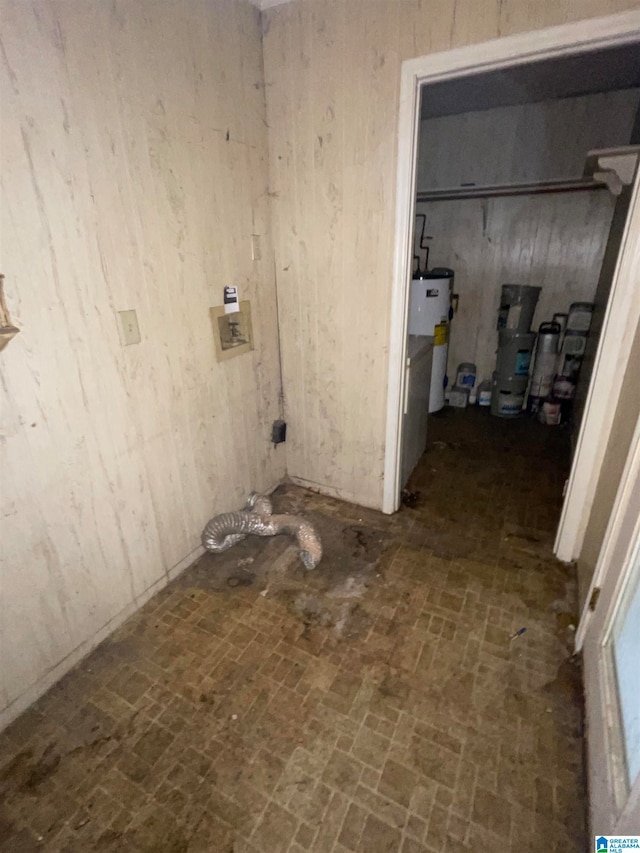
401, 488, 421, 508
0, 408, 585, 852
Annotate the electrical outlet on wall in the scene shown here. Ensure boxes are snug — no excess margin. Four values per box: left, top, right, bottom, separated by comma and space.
117, 309, 141, 346
251, 234, 262, 261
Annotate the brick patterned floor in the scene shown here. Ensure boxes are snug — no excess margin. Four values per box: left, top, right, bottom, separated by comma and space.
0, 408, 586, 852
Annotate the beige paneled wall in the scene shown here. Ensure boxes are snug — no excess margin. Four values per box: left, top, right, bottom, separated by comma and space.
417, 91, 639, 189
414, 91, 639, 383
419, 192, 616, 384
0, 0, 284, 727
416, 89, 639, 378
262, 0, 639, 510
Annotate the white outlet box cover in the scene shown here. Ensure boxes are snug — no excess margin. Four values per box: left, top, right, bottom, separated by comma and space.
117, 309, 141, 346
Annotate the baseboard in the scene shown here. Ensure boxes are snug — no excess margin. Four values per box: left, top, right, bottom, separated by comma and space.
0, 477, 287, 733
288, 475, 382, 511
0, 544, 204, 733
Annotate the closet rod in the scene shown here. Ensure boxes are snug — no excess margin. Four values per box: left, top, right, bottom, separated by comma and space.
416, 178, 606, 202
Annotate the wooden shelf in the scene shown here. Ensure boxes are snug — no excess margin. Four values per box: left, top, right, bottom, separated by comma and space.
416, 177, 607, 202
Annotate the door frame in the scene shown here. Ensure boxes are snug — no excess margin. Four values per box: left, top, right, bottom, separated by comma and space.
581, 415, 640, 833
555, 168, 639, 562
382, 9, 640, 547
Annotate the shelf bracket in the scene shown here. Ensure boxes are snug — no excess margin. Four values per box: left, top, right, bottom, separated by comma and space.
584, 146, 640, 197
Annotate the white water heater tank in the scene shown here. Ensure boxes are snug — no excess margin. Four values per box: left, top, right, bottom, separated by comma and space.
408, 268, 453, 412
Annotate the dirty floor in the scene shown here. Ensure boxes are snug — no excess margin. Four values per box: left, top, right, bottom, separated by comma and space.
0, 407, 585, 852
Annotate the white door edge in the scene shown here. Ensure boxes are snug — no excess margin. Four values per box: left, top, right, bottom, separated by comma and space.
582, 419, 640, 832
576, 415, 640, 650
382, 59, 421, 513
554, 169, 640, 562
383, 10, 640, 517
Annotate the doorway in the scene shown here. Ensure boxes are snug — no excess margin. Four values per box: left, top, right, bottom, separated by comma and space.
382, 12, 640, 561
382, 13, 640, 836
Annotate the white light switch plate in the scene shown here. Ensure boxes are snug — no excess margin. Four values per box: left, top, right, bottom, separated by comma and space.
117, 309, 141, 345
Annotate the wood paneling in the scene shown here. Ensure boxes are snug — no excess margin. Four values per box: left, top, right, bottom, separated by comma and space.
262, 0, 639, 509
414, 90, 638, 397
416, 192, 616, 384
0, 0, 284, 726
417, 90, 639, 189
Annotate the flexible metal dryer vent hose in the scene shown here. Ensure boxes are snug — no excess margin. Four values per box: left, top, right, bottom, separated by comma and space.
201, 493, 322, 570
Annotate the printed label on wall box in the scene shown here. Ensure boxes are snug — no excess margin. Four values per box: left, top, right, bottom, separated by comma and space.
595, 837, 640, 851
434, 323, 448, 346
223, 285, 240, 314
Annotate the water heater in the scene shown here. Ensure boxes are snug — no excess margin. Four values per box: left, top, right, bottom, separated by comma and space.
408, 268, 453, 412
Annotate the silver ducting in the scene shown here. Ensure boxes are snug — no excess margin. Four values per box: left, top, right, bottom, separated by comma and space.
201, 493, 322, 570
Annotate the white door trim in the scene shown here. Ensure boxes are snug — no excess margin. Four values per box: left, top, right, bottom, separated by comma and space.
576, 415, 640, 650
382, 10, 640, 517
555, 167, 640, 561
582, 416, 640, 833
